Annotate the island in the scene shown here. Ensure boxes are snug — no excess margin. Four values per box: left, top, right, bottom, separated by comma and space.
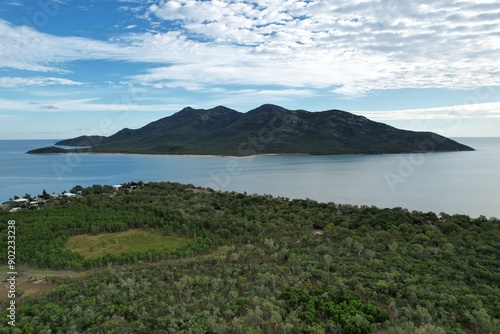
28, 104, 474, 155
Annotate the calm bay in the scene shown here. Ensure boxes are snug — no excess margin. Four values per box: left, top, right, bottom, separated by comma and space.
1, 137, 499, 218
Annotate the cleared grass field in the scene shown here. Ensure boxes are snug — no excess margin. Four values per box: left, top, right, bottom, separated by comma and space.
65, 229, 189, 259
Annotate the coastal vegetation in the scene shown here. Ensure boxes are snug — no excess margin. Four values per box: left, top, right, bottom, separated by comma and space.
28, 104, 474, 156
0, 181, 498, 333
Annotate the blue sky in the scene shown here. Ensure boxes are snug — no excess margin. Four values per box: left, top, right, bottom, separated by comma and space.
0, 0, 499, 139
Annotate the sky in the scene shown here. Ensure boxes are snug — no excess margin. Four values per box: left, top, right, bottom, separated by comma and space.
0, 0, 499, 139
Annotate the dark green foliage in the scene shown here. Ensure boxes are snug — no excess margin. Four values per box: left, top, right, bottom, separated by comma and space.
29, 104, 473, 156
0, 181, 498, 333
281, 289, 389, 333
26, 146, 69, 154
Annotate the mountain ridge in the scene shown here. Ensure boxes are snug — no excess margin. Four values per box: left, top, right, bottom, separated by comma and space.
28, 104, 474, 155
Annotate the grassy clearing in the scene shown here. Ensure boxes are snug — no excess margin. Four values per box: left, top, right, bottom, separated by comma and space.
65, 229, 189, 259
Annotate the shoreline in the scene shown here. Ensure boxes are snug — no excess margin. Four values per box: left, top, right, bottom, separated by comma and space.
26, 148, 475, 158
27, 147, 313, 158
60, 152, 289, 158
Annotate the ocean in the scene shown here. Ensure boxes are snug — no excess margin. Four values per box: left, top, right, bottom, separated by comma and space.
1, 137, 499, 218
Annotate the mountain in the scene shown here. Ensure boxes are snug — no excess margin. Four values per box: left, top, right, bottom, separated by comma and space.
29, 104, 474, 155
55, 106, 241, 152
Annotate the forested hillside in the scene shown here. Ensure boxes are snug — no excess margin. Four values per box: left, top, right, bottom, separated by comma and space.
0, 182, 498, 333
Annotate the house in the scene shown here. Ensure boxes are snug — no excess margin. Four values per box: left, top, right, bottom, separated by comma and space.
113, 184, 122, 190
63, 192, 78, 198
13, 198, 29, 203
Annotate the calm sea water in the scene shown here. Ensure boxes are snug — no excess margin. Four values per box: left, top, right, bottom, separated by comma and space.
1, 138, 499, 218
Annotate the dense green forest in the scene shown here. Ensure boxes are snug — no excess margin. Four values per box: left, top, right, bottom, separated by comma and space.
0, 182, 498, 333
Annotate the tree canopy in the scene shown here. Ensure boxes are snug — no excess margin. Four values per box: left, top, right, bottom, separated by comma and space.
1, 181, 498, 333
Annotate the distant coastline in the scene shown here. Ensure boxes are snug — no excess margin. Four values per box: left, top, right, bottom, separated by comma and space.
27, 146, 473, 157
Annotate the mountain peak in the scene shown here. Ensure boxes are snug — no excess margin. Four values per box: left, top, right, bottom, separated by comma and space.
178, 106, 196, 114
209, 105, 235, 112
249, 104, 289, 113
176, 105, 239, 116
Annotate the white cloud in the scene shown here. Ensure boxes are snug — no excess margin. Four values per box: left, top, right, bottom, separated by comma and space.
0, 97, 174, 114
144, 0, 500, 94
1, 0, 500, 96
3, 1, 23, 6
0, 76, 84, 88
356, 102, 500, 120
0, 20, 153, 72
0, 99, 38, 112
203, 88, 318, 107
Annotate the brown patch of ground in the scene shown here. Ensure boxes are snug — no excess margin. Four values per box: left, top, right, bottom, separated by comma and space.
0, 246, 233, 302
0, 266, 92, 302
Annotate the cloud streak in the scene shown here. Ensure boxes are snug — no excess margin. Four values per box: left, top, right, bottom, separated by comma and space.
357, 102, 500, 120
0, 76, 84, 88
0, 97, 177, 114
